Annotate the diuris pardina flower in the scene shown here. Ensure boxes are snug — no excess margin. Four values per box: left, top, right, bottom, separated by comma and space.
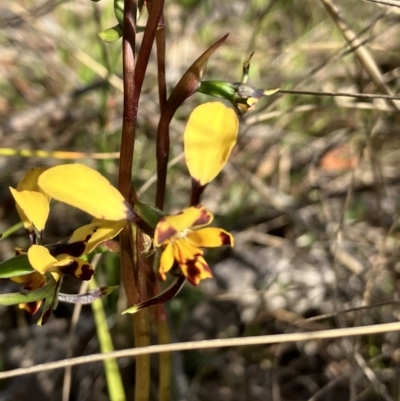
8, 166, 127, 317
154, 205, 234, 285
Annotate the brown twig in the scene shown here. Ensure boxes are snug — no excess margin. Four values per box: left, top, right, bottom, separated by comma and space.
119, 1, 151, 400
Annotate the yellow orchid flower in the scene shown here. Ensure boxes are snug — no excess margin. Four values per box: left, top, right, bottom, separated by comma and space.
154, 205, 234, 285
8, 167, 126, 316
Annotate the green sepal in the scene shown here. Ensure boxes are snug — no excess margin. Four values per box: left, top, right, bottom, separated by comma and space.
134, 199, 165, 229
114, 0, 124, 25
0, 274, 56, 306
99, 24, 123, 43
98, 24, 147, 43
37, 275, 61, 326
0, 254, 34, 279
0, 221, 24, 241
198, 80, 237, 103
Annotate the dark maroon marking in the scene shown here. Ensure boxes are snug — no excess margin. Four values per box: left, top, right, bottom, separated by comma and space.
156, 226, 176, 244
132, 273, 186, 312
41, 307, 52, 325
25, 301, 39, 315
185, 259, 202, 286
14, 248, 26, 256
61, 260, 79, 276
61, 261, 93, 280
47, 241, 87, 257
189, 180, 206, 207
192, 206, 211, 226
79, 264, 94, 281
219, 232, 232, 246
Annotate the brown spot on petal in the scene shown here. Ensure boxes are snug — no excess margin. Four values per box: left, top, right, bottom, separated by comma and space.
79, 263, 94, 281
192, 206, 211, 226
156, 226, 177, 245
185, 260, 202, 285
47, 241, 87, 258
61, 260, 79, 276
220, 232, 232, 246
184, 257, 212, 286
61, 261, 93, 281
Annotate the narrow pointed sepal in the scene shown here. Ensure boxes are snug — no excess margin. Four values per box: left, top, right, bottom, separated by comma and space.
122, 274, 186, 314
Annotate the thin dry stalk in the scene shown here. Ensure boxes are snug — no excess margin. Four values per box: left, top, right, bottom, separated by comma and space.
2, 321, 400, 380
319, 0, 400, 114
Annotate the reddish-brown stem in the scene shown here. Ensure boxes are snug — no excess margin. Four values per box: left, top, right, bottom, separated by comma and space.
135, 0, 165, 103
155, 109, 172, 210
190, 179, 207, 206
156, 13, 167, 113
153, 10, 171, 401
119, 1, 152, 401
119, 0, 138, 196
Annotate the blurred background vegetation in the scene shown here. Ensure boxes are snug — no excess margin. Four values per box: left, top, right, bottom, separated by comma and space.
2, 0, 400, 400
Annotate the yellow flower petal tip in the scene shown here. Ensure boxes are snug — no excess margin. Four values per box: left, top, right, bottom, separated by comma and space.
38, 164, 134, 221
180, 256, 213, 286
184, 102, 239, 186
17, 166, 48, 192
121, 306, 139, 315
9, 188, 50, 233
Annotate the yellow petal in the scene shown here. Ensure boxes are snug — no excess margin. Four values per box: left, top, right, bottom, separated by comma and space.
9, 188, 50, 233
10, 271, 45, 287
46, 220, 125, 259
56, 257, 94, 280
172, 238, 212, 285
27, 245, 93, 280
10, 271, 46, 314
184, 102, 238, 186
38, 164, 133, 221
172, 238, 203, 260
67, 219, 126, 254
187, 227, 234, 248
19, 300, 43, 314
158, 242, 175, 281
154, 206, 213, 246
28, 245, 69, 274
17, 166, 48, 192
179, 254, 212, 285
